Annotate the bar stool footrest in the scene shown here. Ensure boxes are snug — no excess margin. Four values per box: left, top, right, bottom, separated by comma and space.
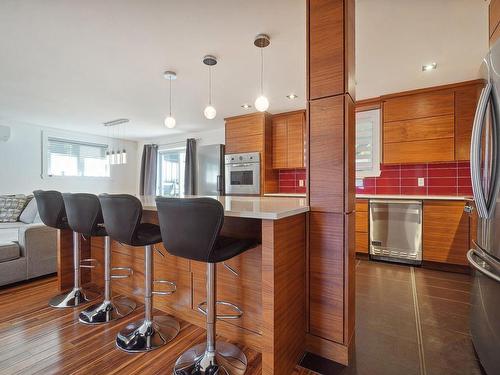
111, 266, 134, 279
80, 258, 99, 269
197, 300, 244, 320
152, 280, 176, 296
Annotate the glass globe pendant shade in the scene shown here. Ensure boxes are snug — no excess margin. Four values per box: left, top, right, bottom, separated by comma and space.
204, 105, 217, 120
164, 116, 176, 129
121, 149, 127, 164
254, 95, 269, 112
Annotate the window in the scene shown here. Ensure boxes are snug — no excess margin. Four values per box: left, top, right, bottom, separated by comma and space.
157, 146, 186, 196
356, 109, 381, 178
47, 137, 109, 177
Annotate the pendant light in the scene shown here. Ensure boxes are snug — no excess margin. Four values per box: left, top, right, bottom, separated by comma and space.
254, 34, 270, 112
203, 55, 217, 120
164, 71, 177, 128
103, 118, 129, 165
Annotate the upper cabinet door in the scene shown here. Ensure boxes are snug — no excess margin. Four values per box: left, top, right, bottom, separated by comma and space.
272, 117, 288, 169
309, 0, 344, 99
455, 85, 483, 161
287, 113, 306, 168
383, 91, 455, 123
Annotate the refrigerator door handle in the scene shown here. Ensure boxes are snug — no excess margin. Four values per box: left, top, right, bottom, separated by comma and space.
467, 248, 500, 283
470, 82, 493, 219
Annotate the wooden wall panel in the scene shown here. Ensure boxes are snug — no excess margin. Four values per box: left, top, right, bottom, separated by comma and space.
307, 0, 355, 365
262, 214, 306, 375
383, 91, 454, 122
309, 212, 344, 343
345, 95, 356, 213
309, 96, 344, 212
423, 200, 469, 266
309, 0, 344, 99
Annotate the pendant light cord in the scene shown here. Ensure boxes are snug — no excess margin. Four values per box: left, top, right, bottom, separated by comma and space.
260, 48, 264, 95
169, 77, 172, 116
208, 66, 212, 106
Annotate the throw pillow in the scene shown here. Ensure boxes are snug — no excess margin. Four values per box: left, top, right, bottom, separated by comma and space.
0, 195, 28, 223
19, 197, 38, 224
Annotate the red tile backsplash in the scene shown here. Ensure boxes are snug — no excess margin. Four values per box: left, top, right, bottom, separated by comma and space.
278, 168, 307, 194
355, 161, 472, 197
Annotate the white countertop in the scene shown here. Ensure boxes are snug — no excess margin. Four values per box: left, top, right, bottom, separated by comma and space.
139, 195, 310, 220
356, 194, 472, 201
264, 193, 307, 198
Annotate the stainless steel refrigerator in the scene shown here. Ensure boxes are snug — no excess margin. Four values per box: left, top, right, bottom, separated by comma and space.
196, 144, 225, 196
468, 39, 500, 375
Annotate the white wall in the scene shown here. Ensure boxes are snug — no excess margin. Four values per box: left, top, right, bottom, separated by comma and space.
356, 0, 489, 99
0, 121, 139, 195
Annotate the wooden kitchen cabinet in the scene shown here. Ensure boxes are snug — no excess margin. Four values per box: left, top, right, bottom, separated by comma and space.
490, 0, 500, 45
455, 84, 483, 161
271, 111, 306, 169
224, 112, 279, 194
379, 80, 484, 164
355, 199, 369, 253
423, 200, 470, 266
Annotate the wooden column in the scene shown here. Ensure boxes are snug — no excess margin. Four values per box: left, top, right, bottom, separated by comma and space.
306, 0, 356, 365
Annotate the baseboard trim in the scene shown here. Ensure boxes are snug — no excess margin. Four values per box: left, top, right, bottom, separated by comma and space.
305, 333, 350, 366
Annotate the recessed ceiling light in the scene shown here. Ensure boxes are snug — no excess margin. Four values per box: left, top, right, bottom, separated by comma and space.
422, 62, 437, 72
241, 104, 252, 109
286, 94, 298, 99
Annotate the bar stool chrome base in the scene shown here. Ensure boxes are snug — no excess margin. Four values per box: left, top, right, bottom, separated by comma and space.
116, 315, 180, 353
173, 341, 247, 375
79, 297, 136, 324
48, 285, 101, 308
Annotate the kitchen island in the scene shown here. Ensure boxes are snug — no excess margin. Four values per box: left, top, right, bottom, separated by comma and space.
56, 195, 309, 375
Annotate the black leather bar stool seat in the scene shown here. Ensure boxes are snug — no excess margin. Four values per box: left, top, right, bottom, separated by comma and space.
99, 194, 180, 353
34, 190, 101, 308
156, 197, 257, 375
34, 190, 69, 230
63, 193, 136, 324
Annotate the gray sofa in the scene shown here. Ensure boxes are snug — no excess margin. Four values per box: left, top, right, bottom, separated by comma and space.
0, 196, 57, 286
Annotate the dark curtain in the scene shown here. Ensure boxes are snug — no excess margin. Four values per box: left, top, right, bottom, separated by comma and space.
139, 144, 158, 195
184, 138, 197, 195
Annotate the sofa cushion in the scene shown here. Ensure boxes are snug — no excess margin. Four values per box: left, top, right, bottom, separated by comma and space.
0, 195, 28, 223
0, 242, 20, 263
0, 222, 30, 243
19, 197, 38, 224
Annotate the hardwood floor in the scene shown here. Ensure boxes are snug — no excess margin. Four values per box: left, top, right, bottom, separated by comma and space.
0, 277, 313, 375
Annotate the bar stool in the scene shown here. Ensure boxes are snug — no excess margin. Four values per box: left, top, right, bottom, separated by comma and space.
99, 194, 180, 352
34, 190, 101, 308
62, 193, 136, 324
156, 197, 257, 375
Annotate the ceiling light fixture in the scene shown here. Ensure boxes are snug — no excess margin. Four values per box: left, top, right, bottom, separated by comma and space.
103, 119, 129, 165
241, 104, 252, 109
422, 62, 437, 72
286, 94, 298, 99
254, 34, 270, 112
163, 71, 177, 128
203, 55, 217, 120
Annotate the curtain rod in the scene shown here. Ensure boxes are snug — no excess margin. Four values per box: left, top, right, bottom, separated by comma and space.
156, 137, 201, 148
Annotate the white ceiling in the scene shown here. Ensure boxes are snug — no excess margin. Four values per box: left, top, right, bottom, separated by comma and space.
355, 0, 489, 100
0, 1, 490, 140
0, 0, 306, 140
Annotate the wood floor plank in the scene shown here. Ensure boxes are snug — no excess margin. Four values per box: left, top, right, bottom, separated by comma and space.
0, 277, 315, 375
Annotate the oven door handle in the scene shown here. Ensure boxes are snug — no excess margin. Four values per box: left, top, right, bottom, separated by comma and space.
230, 163, 256, 168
